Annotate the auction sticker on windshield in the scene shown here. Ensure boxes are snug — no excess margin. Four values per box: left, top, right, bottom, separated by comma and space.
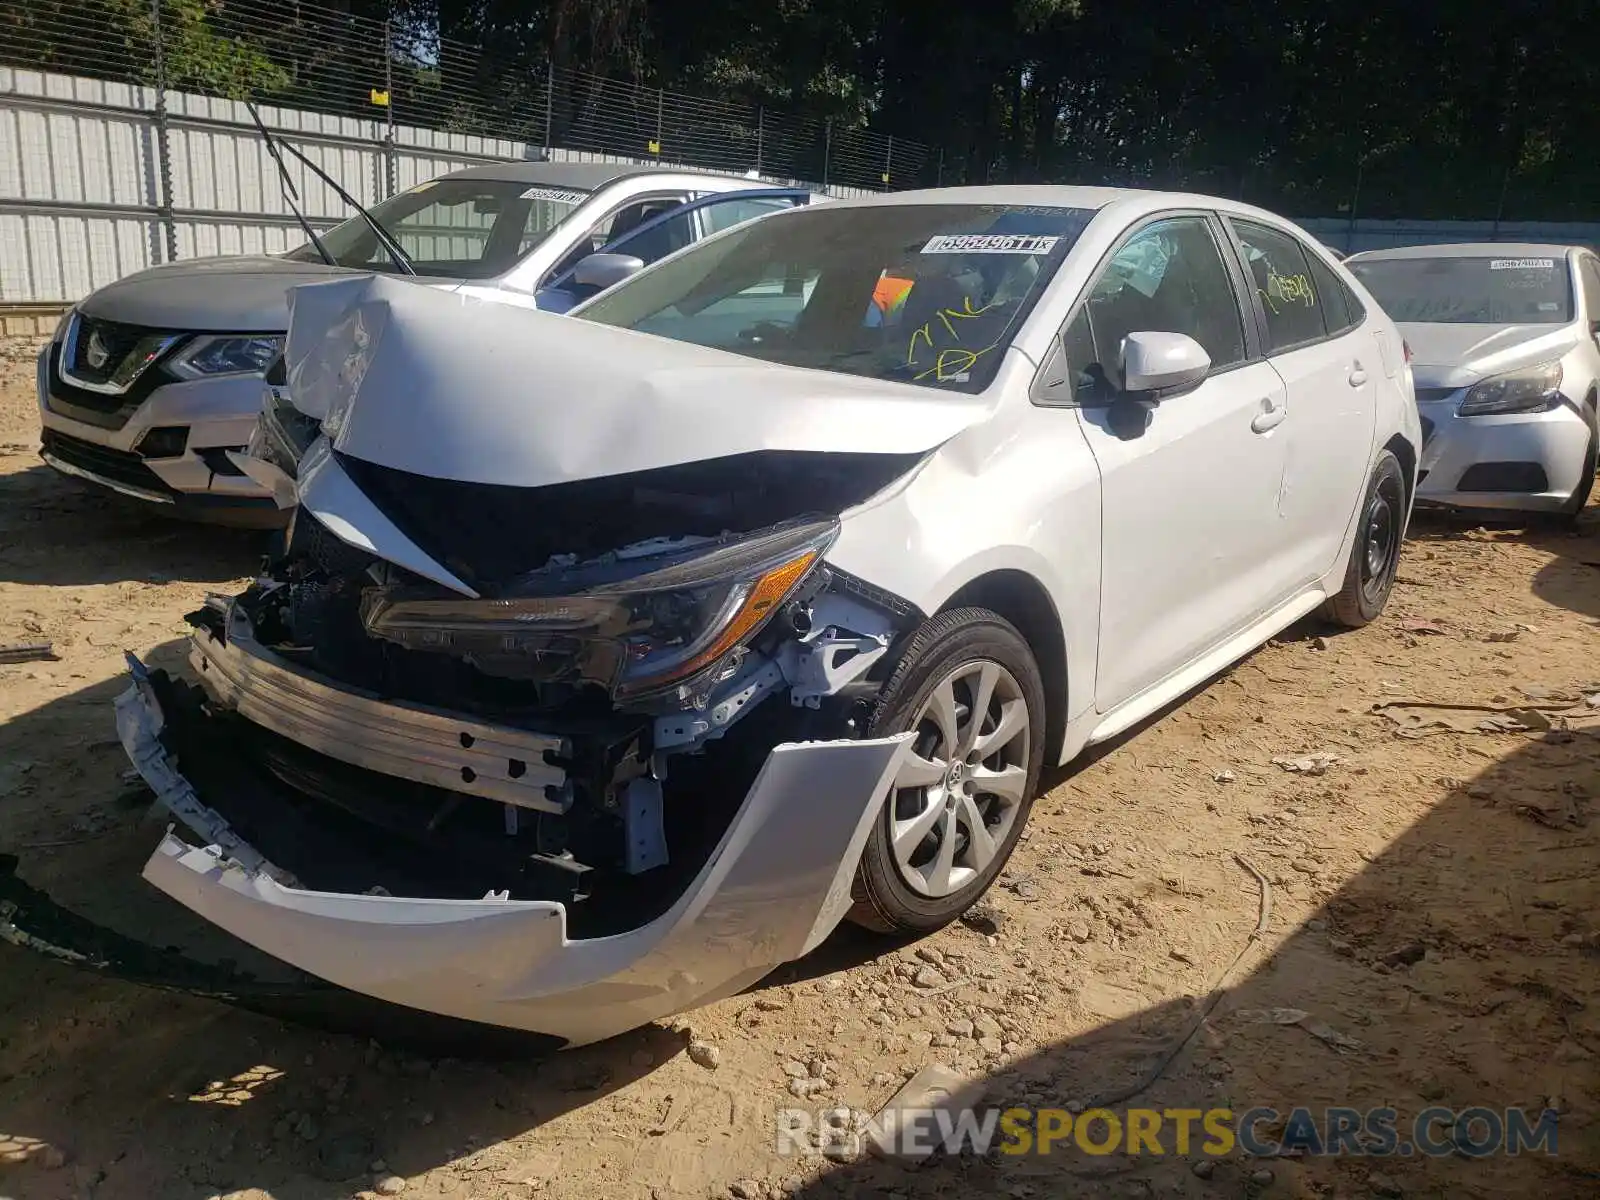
1489, 258, 1555, 270
922, 234, 1060, 255
522, 187, 589, 204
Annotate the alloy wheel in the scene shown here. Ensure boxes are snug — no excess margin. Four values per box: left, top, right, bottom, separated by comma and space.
887, 659, 1031, 898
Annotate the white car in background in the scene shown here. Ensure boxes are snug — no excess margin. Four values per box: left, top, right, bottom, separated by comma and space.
34, 163, 811, 525
21, 186, 1418, 1045
1346, 243, 1600, 519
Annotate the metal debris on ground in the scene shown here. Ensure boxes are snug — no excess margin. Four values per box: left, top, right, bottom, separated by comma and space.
864, 1064, 987, 1164
1372, 700, 1563, 737
1397, 617, 1448, 635
1271, 752, 1342, 774
1235, 1006, 1364, 1053
0, 641, 58, 664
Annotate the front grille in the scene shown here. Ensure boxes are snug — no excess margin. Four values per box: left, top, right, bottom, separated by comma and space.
1457, 461, 1549, 493
40, 429, 176, 496
63, 315, 149, 388
47, 315, 185, 429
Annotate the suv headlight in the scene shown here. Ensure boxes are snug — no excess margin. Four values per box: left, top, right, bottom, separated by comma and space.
1457, 361, 1564, 416
360, 517, 839, 704
167, 335, 285, 380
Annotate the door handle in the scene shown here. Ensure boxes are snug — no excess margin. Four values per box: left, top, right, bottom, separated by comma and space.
1250, 399, 1286, 434
1349, 361, 1368, 387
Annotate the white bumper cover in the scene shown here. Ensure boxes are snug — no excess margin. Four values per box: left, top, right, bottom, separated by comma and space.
116, 660, 911, 1046
1416, 393, 1593, 511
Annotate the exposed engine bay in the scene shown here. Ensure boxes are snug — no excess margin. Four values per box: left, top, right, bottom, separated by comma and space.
167, 446, 924, 938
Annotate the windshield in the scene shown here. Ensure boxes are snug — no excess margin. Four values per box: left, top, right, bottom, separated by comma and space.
286, 178, 590, 279
574, 202, 1096, 393
1347, 255, 1573, 325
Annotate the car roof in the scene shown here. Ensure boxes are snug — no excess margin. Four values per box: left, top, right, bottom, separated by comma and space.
798, 185, 1333, 231
1347, 242, 1581, 262
436, 161, 761, 191
816, 184, 1135, 211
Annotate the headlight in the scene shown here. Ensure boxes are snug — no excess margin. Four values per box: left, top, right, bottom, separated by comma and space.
1457, 361, 1564, 416
52, 306, 75, 343
360, 517, 839, 703
167, 334, 285, 380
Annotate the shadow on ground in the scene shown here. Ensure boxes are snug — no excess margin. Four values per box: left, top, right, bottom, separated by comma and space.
762, 730, 1600, 1198
1406, 504, 1600, 624
0, 465, 264, 587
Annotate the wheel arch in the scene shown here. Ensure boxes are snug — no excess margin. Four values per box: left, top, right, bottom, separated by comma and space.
937, 569, 1069, 768
1383, 431, 1417, 507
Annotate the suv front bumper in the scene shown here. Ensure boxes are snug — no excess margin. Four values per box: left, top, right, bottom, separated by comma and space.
36, 342, 286, 528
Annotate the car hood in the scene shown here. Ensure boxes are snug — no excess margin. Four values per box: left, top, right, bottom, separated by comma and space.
76, 256, 366, 332
285, 273, 992, 489
1399, 321, 1578, 390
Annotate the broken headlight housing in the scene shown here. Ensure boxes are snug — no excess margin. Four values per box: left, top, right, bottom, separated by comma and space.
360, 517, 839, 704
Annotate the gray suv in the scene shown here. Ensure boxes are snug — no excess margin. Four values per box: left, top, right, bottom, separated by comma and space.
35, 162, 807, 525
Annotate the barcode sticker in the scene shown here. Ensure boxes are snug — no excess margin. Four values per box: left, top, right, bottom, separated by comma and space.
921, 234, 1060, 255
521, 187, 588, 204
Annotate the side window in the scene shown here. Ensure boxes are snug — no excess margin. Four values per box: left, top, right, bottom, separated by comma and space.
544, 193, 690, 283
604, 209, 696, 266
1077, 215, 1247, 389
1229, 219, 1329, 351
703, 196, 796, 234
1307, 254, 1351, 333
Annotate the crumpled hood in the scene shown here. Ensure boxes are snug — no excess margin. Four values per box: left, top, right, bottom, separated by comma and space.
78, 255, 361, 332
1400, 321, 1577, 390
284, 273, 992, 489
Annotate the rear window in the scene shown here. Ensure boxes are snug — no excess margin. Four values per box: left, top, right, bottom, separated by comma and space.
1347, 256, 1573, 324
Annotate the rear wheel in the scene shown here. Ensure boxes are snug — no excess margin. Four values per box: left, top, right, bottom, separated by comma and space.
1322, 449, 1406, 628
847, 608, 1046, 935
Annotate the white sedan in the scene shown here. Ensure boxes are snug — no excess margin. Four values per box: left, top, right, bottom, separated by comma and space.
75, 186, 1418, 1044
1346, 243, 1600, 519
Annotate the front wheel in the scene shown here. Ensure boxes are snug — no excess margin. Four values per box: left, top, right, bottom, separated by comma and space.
847, 608, 1046, 935
1322, 449, 1406, 628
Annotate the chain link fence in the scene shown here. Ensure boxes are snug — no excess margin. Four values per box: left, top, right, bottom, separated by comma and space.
0, 0, 945, 194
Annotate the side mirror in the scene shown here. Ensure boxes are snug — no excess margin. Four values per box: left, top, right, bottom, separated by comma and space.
571, 252, 646, 292
1120, 331, 1211, 397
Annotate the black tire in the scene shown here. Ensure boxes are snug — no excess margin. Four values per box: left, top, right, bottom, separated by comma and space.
846, 608, 1047, 935
1322, 449, 1406, 628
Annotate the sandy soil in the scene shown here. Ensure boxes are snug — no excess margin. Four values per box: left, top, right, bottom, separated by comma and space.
1, 332, 1597, 1200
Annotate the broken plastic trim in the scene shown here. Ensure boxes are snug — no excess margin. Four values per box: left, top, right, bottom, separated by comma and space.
115, 654, 914, 1044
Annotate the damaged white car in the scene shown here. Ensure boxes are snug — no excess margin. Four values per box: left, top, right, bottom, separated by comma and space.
90, 188, 1418, 1046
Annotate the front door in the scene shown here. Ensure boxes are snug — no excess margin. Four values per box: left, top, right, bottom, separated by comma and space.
1064, 214, 1295, 712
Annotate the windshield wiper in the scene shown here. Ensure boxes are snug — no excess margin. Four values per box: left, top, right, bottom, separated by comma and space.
245, 101, 416, 277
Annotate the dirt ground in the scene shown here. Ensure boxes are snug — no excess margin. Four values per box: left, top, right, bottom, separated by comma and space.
1, 332, 1597, 1200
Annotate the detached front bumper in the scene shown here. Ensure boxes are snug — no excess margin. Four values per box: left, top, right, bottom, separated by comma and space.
1415, 391, 1593, 512
114, 656, 909, 1046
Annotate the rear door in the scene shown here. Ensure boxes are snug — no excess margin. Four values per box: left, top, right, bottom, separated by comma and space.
1225, 217, 1378, 589
1064, 213, 1295, 712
